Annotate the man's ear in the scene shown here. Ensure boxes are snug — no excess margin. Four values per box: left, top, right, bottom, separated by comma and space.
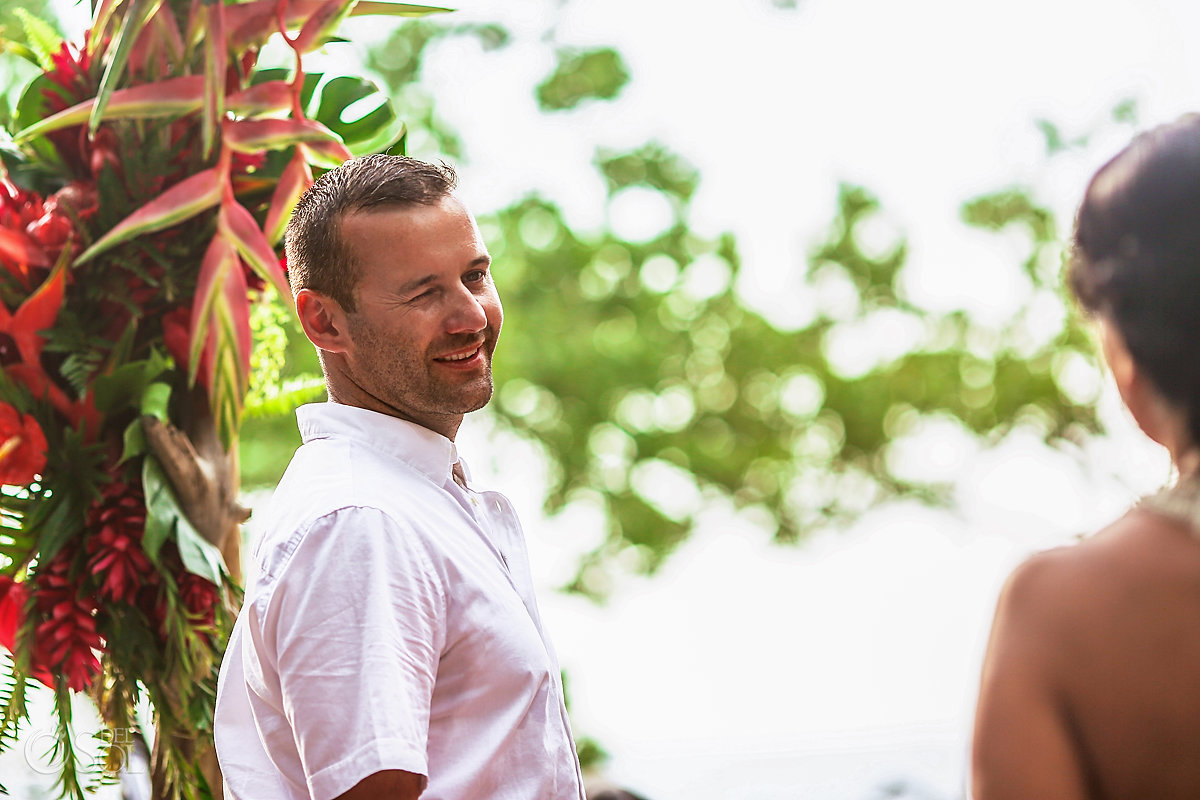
295, 288, 352, 354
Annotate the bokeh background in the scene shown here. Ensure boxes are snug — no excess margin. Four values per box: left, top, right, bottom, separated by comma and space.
3, 0, 1198, 797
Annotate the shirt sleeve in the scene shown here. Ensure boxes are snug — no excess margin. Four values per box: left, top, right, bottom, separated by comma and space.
256, 505, 446, 800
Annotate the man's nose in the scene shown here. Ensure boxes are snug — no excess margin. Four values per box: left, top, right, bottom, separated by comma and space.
445, 286, 489, 334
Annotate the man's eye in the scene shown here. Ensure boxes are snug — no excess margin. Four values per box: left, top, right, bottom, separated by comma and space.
465, 270, 486, 283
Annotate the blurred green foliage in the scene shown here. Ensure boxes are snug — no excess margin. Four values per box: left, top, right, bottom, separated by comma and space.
0, 2, 59, 49
237, 6, 1110, 597
537, 48, 630, 111
0, 2, 61, 134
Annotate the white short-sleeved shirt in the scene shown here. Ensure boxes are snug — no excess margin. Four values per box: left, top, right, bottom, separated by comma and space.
215, 403, 585, 800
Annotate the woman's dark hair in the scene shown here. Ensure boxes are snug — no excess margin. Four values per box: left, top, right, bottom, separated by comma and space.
1069, 113, 1200, 446
284, 154, 458, 312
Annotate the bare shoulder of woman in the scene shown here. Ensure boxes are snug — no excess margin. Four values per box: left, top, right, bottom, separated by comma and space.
971, 514, 1170, 800
973, 508, 1200, 800
971, 544, 1094, 800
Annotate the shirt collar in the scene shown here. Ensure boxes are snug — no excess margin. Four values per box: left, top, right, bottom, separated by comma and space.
295, 402, 464, 485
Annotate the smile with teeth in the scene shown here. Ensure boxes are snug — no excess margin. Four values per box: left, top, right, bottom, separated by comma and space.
436, 346, 481, 363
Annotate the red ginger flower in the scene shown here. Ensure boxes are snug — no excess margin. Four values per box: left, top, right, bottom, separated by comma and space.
0, 176, 88, 287
0, 175, 51, 286
43, 41, 95, 111
0, 175, 46, 231
42, 41, 102, 179
86, 484, 153, 603
0, 404, 47, 486
35, 181, 98, 249
33, 554, 102, 692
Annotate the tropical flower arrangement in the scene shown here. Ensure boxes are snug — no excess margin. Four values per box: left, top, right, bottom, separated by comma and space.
0, 1, 441, 797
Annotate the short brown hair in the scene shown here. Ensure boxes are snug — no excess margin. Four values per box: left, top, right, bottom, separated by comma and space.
284, 155, 458, 311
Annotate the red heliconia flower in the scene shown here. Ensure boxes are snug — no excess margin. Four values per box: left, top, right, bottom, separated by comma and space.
86, 483, 152, 603
178, 572, 219, 629
0, 403, 47, 486
33, 554, 102, 692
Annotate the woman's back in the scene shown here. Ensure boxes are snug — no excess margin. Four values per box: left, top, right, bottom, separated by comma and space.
974, 482, 1200, 799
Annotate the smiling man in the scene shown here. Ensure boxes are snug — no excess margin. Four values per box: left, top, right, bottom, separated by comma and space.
214, 155, 586, 800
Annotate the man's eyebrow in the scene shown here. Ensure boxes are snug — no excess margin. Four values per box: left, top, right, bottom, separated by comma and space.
396, 257, 492, 295
398, 274, 438, 295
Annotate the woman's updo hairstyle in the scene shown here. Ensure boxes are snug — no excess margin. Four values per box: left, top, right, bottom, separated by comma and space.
1069, 114, 1200, 447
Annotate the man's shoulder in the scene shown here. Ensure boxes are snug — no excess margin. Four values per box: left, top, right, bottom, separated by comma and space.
256, 438, 455, 558
273, 430, 434, 510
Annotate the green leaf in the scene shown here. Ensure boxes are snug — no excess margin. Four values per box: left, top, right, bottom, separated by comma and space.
141, 456, 176, 564
120, 418, 146, 464
91, 358, 169, 415
31, 493, 81, 566
0, 51, 41, 137
141, 381, 172, 422
12, 9, 63, 71
350, 2, 454, 17
308, 74, 396, 148
10, 74, 63, 172
348, 118, 406, 158
90, 0, 165, 137
174, 510, 225, 586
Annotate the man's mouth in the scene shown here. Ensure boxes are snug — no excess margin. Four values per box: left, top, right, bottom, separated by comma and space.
435, 345, 483, 363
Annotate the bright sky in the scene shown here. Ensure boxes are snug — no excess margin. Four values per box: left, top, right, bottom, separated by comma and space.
18, 1, 1200, 797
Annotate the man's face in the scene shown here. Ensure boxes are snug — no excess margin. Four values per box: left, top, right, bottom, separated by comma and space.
338, 196, 502, 437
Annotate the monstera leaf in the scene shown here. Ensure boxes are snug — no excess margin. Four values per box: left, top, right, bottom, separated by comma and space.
257, 67, 407, 157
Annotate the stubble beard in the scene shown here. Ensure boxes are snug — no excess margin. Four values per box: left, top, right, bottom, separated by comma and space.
348, 316, 497, 421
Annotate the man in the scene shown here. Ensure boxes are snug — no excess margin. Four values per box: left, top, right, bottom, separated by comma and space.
214, 155, 586, 800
